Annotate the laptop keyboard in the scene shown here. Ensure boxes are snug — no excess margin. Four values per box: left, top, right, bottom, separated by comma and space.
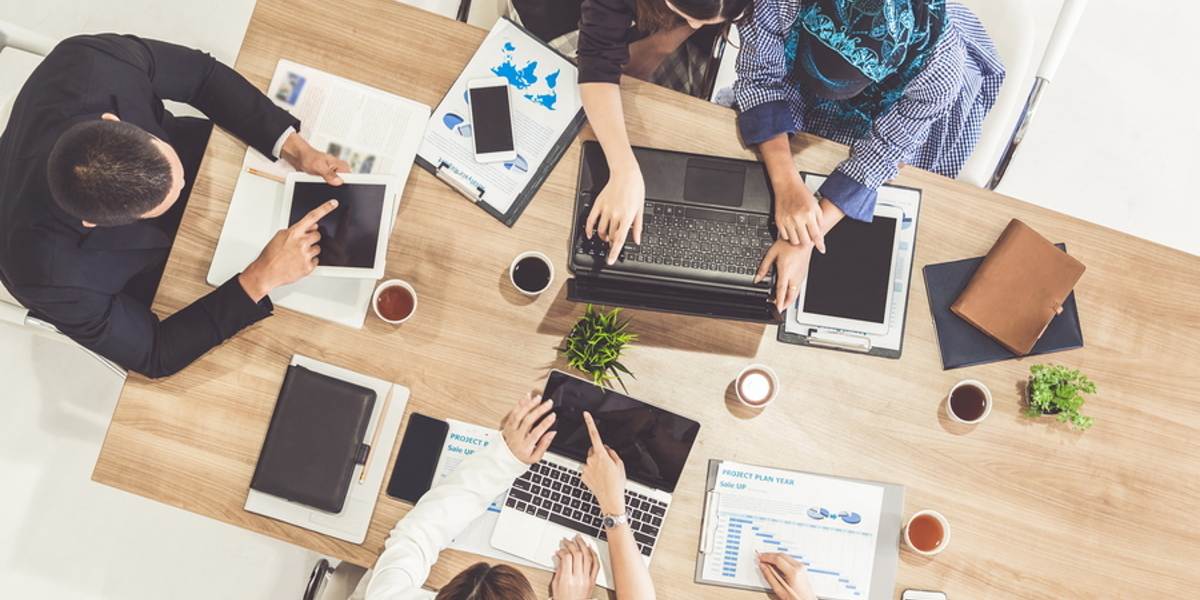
504, 460, 667, 557
576, 198, 774, 276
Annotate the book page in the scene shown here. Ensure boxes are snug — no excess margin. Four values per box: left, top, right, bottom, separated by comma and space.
700, 462, 885, 599
417, 18, 581, 214
252, 59, 430, 180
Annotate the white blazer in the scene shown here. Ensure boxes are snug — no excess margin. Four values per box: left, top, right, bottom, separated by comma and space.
354, 439, 529, 599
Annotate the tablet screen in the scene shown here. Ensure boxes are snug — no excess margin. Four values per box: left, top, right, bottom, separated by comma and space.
802, 215, 898, 324
289, 182, 386, 268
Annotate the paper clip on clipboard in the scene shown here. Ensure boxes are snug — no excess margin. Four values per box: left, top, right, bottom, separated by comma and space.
803, 327, 873, 353
435, 160, 486, 204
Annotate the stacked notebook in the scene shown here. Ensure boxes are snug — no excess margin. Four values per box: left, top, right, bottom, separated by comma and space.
245, 355, 410, 543
924, 219, 1086, 370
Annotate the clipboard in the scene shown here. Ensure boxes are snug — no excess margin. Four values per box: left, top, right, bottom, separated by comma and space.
416, 17, 586, 227
694, 459, 905, 599
776, 174, 923, 359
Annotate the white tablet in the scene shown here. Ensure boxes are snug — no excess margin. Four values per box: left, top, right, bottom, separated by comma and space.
793, 203, 903, 335
279, 173, 398, 280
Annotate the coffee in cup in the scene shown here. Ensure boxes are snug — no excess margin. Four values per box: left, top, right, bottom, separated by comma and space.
735, 364, 779, 408
904, 510, 950, 556
372, 279, 417, 324
510, 251, 554, 296
946, 379, 992, 424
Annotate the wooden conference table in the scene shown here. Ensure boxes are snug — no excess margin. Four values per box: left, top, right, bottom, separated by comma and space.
92, 0, 1200, 597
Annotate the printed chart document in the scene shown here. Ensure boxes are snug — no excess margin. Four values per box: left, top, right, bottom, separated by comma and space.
780, 175, 922, 358
433, 420, 538, 568
208, 60, 430, 328
697, 460, 903, 599
416, 18, 584, 225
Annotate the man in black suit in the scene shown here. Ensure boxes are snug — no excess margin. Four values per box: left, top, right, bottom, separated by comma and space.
0, 34, 351, 378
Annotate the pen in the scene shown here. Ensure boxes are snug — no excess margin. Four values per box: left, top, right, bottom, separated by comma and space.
246, 167, 286, 183
358, 384, 394, 483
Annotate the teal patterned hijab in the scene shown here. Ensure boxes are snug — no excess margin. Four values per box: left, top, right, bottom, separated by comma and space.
785, 0, 947, 137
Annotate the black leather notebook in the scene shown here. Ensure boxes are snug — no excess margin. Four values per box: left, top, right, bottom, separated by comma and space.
923, 243, 1084, 370
250, 365, 377, 513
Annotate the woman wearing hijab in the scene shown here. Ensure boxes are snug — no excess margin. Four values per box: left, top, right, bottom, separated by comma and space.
740, 0, 1005, 310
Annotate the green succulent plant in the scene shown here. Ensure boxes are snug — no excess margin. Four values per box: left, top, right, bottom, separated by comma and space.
560, 305, 637, 390
1025, 363, 1097, 430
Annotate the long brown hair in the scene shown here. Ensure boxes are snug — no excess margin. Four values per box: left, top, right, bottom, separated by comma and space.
435, 562, 537, 600
634, 0, 754, 33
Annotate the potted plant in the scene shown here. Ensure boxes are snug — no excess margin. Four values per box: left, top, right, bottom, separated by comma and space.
1024, 364, 1097, 430
560, 305, 637, 391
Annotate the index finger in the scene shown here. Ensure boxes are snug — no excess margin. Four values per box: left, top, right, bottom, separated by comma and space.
606, 224, 629, 265
582, 411, 604, 452
296, 199, 338, 230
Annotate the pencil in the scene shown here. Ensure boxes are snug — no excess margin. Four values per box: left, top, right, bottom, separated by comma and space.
359, 384, 394, 483
246, 167, 286, 183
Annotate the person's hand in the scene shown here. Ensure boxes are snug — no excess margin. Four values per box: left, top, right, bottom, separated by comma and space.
280, 132, 351, 186
579, 411, 627, 515
757, 552, 816, 600
551, 534, 600, 600
774, 174, 825, 253
755, 240, 814, 314
499, 392, 557, 465
239, 199, 338, 302
585, 166, 645, 265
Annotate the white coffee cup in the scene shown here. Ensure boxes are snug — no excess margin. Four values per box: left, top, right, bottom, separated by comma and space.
903, 509, 951, 556
735, 364, 779, 408
372, 279, 418, 324
945, 379, 993, 424
509, 250, 555, 296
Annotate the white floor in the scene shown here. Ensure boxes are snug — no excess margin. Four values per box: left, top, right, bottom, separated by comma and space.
0, 0, 1193, 598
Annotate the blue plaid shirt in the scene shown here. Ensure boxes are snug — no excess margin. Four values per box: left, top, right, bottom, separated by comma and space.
734, 2, 1004, 221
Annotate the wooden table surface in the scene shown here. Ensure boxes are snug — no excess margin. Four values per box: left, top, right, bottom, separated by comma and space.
92, 0, 1200, 597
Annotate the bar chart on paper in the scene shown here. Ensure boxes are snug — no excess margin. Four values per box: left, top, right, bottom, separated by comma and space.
697, 461, 888, 600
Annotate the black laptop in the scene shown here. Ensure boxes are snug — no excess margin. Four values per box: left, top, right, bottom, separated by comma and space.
567, 142, 780, 323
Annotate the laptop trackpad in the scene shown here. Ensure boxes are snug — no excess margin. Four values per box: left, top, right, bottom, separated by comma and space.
684, 158, 745, 207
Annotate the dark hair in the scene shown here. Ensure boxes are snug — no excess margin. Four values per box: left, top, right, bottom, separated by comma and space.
46, 119, 173, 226
635, 0, 753, 33
435, 563, 536, 600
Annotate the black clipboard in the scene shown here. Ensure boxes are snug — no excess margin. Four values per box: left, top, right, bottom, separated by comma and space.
776, 174, 923, 359
415, 17, 586, 227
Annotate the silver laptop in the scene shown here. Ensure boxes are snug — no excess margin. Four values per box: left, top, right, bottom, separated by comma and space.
490, 370, 701, 589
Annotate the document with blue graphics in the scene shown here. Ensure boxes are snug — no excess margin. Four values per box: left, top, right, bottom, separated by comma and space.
696, 460, 904, 599
416, 18, 585, 226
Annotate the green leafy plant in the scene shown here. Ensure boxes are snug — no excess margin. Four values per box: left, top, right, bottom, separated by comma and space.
1025, 364, 1097, 430
560, 305, 637, 390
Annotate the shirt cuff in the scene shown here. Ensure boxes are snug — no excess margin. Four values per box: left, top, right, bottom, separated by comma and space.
736, 100, 794, 146
818, 169, 878, 223
271, 126, 296, 161
487, 436, 533, 477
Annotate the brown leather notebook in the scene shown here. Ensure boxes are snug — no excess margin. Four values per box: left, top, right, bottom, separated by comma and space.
950, 219, 1085, 355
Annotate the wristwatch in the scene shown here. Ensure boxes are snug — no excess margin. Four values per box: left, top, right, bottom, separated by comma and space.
601, 511, 629, 530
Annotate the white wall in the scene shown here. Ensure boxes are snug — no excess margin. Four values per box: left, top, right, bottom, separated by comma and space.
996, 0, 1198, 256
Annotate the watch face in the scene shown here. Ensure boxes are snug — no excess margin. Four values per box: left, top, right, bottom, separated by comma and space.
603, 515, 616, 529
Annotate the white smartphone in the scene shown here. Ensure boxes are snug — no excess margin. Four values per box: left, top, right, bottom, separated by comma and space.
902, 590, 947, 600
466, 77, 517, 164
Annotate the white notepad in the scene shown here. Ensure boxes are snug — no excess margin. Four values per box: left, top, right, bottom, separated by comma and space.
243, 354, 410, 544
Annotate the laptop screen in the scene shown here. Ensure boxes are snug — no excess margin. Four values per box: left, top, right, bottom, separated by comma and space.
542, 371, 700, 493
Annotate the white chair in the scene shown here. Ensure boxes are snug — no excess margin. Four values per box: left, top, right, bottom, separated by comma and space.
0, 21, 126, 378
706, 1, 1089, 191
957, 0, 1089, 189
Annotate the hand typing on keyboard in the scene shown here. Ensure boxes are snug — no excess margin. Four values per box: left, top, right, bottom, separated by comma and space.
756, 240, 814, 314
585, 166, 645, 266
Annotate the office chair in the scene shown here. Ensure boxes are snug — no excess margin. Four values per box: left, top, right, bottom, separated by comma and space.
302, 558, 367, 600
0, 21, 126, 378
703, 0, 1089, 191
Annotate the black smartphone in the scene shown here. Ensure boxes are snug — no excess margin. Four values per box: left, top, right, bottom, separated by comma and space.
386, 413, 449, 503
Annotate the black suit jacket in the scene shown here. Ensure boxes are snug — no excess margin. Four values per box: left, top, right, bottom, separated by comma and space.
0, 34, 300, 378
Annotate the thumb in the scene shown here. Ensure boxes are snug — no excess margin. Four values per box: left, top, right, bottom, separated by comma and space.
755, 245, 777, 283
